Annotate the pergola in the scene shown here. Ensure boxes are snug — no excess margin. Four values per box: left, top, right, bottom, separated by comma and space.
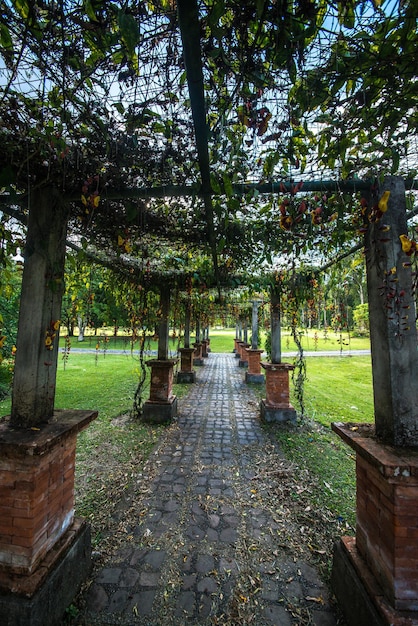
1, 1, 418, 624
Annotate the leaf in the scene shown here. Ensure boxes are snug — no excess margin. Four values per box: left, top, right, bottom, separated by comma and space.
222, 172, 233, 197
83, 0, 99, 22
0, 24, 13, 49
13, 0, 30, 19
118, 10, 139, 60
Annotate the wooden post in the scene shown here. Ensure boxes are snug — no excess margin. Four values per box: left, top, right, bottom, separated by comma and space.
11, 188, 69, 427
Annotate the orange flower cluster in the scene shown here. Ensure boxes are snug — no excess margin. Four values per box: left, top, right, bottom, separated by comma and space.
45, 320, 60, 351
399, 234, 417, 257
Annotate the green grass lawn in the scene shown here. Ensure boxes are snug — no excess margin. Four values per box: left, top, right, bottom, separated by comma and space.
274, 354, 373, 529
1, 334, 371, 531
60, 326, 370, 354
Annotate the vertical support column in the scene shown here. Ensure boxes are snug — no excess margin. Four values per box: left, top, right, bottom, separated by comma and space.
0, 187, 97, 625
239, 315, 250, 367
177, 298, 196, 383
261, 284, 295, 423
144, 285, 178, 422
193, 317, 204, 365
251, 300, 260, 350
331, 176, 418, 625
245, 301, 264, 384
365, 176, 418, 446
11, 188, 68, 427
270, 287, 281, 364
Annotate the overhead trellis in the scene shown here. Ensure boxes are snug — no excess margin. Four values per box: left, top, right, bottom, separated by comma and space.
0, 1, 417, 284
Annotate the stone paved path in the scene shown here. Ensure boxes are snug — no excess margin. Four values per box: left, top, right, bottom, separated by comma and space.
75, 353, 341, 626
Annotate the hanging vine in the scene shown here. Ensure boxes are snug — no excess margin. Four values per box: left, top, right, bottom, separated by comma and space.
275, 268, 320, 417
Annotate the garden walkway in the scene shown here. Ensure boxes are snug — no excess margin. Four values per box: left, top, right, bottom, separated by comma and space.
72, 352, 343, 626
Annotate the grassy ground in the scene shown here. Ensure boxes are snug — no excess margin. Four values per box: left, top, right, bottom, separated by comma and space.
263, 354, 373, 530
0, 329, 371, 533
59, 326, 371, 354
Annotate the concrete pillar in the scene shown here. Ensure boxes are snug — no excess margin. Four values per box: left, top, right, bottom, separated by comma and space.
332, 176, 418, 625
144, 285, 177, 422
251, 300, 261, 350
365, 176, 418, 446
260, 284, 295, 423
270, 287, 281, 364
0, 188, 97, 624
11, 188, 68, 427
184, 299, 191, 349
177, 299, 196, 383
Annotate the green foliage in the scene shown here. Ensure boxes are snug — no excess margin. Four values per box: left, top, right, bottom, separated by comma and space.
353, 303, 370, 336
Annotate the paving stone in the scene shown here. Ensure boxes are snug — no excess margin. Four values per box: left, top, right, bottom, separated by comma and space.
86, 583, 109, 612
219, 556, 239, 574
96, 567, 122, 584
129, 548, 148, 566
186, 524, 206, 540
119, 567, 140, 587
144, 549, 166, 569
197, 592, 214, 619
208, 513, 220, 528
127, 590, 156, 616
175, 591, 196, 617
182, 573, 197, 590
263, 603, 293, 625
139, 571, 160, 587
220, 527, 238, 543
261, 579, 280, 601
108, 589, 130, 613
196, 554, 215, 573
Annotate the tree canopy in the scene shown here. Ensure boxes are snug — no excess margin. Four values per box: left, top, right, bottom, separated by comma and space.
0, 0, 417, 290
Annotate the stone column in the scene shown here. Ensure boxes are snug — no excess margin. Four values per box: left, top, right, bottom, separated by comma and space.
260, 285, 296, 423
11, 188, 68, 426
193, 317, 204, 366
177, 298, 196, 383
331, 176, 418, 625
234, 320, 243, 357
143, 285, 178, 422
0, 188, 97, 625
246, 301, 264, 383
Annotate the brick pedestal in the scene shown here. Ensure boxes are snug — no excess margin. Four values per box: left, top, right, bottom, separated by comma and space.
332, 422, 418, 624
201, 339, 209, 358
235, 340, 243, 359
143, 359, 178, 423
0, 409, 97, 624
193, 343, 204, 366
245, 349, 265, 384
238, 342, 250, 368
176, 348, 196, 384
260, 362, 296, 423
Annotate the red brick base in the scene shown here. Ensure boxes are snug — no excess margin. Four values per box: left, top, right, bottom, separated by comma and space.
0, 410, 97, 578
332, 422, 418, 613
261, 362, 295, 408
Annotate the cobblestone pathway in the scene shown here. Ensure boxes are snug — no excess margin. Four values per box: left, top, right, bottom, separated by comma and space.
76, 353, 340, 626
